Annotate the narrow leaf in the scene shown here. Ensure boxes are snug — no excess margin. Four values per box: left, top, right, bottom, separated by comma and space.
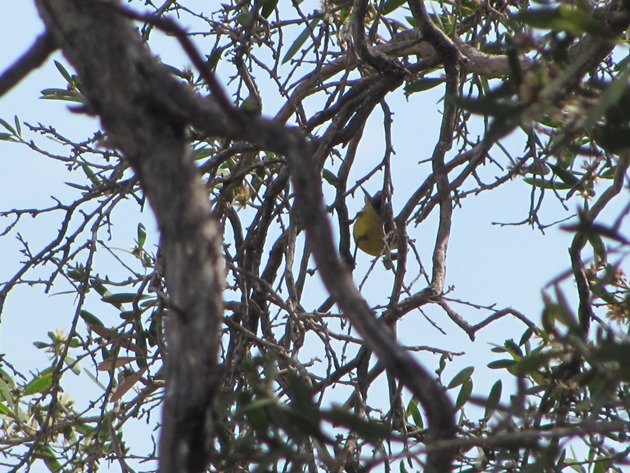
110, 368, 147, 403
282, 18, 320, 64
0, 401, 13, 417
382, 0, 407, 15
80, 310, 104, 327
406, 398, 423, 429
488, 359, 515, 369
547, 162, 580, 186
260, 0, 279, 18
448, 366, 474, 389
137, 223, 147, 248
97, 357, 136, 371
13, 115, 21, 136
522, 177, 574, 190
404, 77, 444, 96
519, 327, 534, 346
101, 293, 148, 305
484, 380, 502, 420
54, 60, 75, 85
0, 118, 16, 134
64, 356, 81, 375
454, 378, 473, 411
514, 351, 556, 376
23, 370, 53, 395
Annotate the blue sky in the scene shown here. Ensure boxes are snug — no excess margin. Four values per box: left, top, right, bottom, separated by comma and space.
1, 2, 628, 472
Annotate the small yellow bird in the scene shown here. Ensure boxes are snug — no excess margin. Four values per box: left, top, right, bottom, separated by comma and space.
353, 189, 387, 256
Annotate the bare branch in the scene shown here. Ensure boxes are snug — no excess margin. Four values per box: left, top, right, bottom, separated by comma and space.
0, 31, 55, 98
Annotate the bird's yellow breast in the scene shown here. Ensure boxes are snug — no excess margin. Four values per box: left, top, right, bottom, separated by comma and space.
353, 204, 386, 256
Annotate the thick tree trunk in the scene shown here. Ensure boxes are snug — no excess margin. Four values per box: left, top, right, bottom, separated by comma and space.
35, 1, 224, 472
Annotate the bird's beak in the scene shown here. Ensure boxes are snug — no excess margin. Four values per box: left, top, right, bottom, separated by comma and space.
360, 186, 372, 203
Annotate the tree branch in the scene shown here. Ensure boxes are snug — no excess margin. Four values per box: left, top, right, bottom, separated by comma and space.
0, 31, 55, 98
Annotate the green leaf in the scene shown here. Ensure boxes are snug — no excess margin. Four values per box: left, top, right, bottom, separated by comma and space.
519, 327, 535, 346
40, 88, 83, 103
282, 18, 320, 64
322, 168, 339, 187
488, 359, 515, 369
588, 232, 607, 263
566, 458, 586, 473
241, 397, 273, 430
39, 88, 68, 95
0, 117, 16, 134
64, 356, 81, 375
23, 370, 54, 395
514, 6, 615, 38
0, 369, 16, 403
382, 0, 407, 15
206, 47, 225, 73
67, 266, 85, 281
80, 310, 105, 327
404, 77, 444, 96
162, 63, 187, 79
272, 404, 324, 442
406, 398, 423, 429
454, 378, 473, 411
137, 223, 147, 248
504, 339, 522, 357
140, 297, 158, 308
448, 366, 474, 389
595, 123, 630, 152
582, 65, 630, 143
484, 380, 502, 420
285, 372, 317, 420
592, 458, 612, 473
522, 177, 574, 190
490, 345, 507, 353
513, 351, 556, 376
119, 310, 142, 320
260, 0, 279, 18
13, 115, 21, 137
236, 8, 252, 27
546, 162, 580, 186
82, 164, 100, 186
542, 290, 579, 333
36, 445, 62, 473
193, 147, 214, 161
64, 181, 91, 191
101, 293, 148, 306
74, 422, 95, 436
0, 401, 13, 417
0, 132, 15, 141
241, 397, 275, 413
592, 341, 630, 364
54, 60, 75, 85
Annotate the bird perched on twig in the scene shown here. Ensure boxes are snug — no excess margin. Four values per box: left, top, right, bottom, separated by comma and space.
353, 189, 394, 257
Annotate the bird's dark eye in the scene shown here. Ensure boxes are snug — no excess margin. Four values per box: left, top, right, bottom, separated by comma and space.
371, 192, 384, 212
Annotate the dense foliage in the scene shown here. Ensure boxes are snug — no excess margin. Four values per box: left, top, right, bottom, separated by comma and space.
0, 0, 628, 472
